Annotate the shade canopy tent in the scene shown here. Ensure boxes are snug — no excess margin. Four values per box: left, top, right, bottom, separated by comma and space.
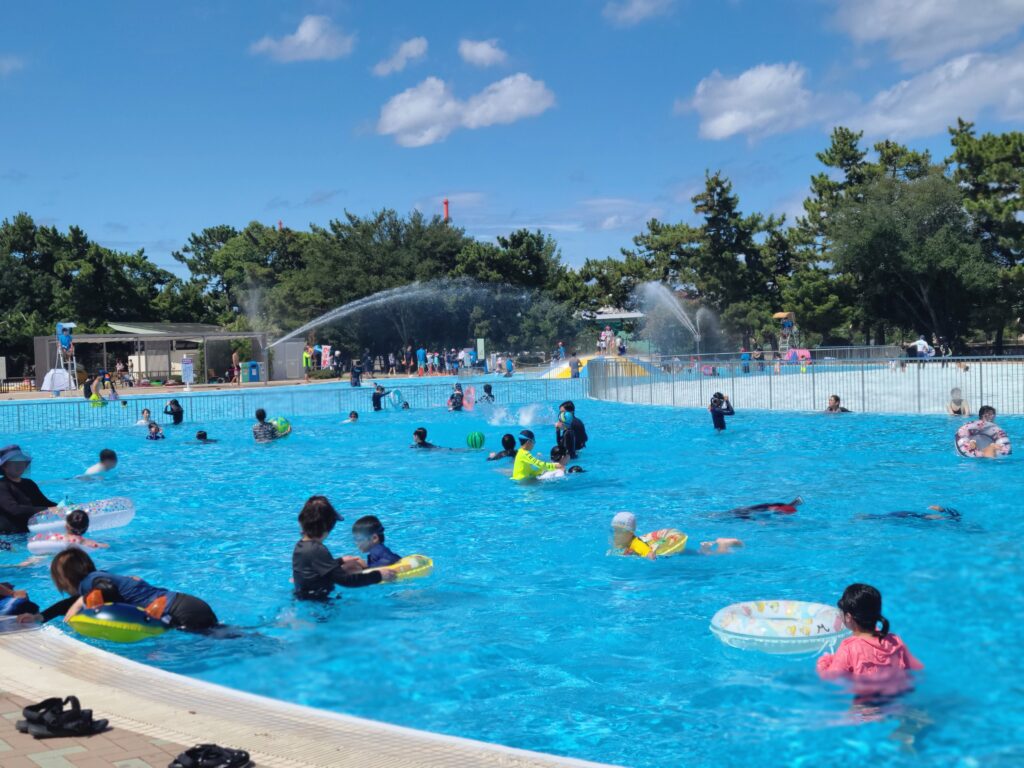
33, 323, 269, 388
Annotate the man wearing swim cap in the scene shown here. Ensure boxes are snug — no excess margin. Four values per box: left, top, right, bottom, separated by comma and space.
511, 430, 560, 481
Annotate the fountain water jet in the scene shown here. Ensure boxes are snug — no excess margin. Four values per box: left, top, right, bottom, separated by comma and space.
636, 282, 706, 356
269, 279, 528, 348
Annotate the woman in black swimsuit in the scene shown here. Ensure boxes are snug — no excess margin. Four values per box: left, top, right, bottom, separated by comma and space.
947, 388, 970, 416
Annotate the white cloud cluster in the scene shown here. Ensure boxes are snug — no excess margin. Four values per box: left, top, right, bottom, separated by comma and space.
458, 39, 508, 67
377, 73, 555, 147
834, 0, 1024, 68
602, 0, 673, 26
687, 62, 815, 140
250, 16, 355, 62
0, 55, 24, 77
373, 37, 428, 76
852, 46, 1024, 137
686, 45, 1024, 142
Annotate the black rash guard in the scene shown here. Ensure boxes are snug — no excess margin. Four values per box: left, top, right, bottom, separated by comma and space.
0, 477, 56, 534
292, 539, 382, 600
710, 401, 735, 430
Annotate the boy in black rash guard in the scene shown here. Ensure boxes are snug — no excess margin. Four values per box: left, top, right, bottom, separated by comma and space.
292, 496, 394, 600
487, 434, 517, 461
411, 427, 438, 449
371, 385, 389, 411
709, 392, 734, 431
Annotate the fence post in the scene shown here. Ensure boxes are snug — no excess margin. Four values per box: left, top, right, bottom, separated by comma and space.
860, 360, 866, 413
671, 363, 675, 407
811, 361, 816, 411
916, 361, 921, 413
649, 363, 654, 404
978, 360, 984, 406
768, 367, 773, 410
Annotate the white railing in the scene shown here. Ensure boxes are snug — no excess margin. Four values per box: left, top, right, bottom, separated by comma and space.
587, 356, 1024, 415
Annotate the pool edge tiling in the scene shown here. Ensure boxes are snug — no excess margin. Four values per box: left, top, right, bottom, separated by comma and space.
0, 627, 619, 768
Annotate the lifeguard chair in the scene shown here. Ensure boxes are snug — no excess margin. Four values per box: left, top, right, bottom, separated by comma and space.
42, 322, 78, 393
773, 312, 798, 355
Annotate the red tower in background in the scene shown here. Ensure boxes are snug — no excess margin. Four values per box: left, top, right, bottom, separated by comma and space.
443, 198, 449, 222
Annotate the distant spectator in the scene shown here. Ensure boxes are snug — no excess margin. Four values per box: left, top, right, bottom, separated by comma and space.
740, 347, 751, 374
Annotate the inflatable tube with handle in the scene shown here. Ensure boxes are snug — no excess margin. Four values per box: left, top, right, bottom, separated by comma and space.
28, 498, 136, 535
955, 421, 1011, 458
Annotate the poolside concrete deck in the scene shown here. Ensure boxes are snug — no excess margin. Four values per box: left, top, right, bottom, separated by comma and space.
0, 626, 617, 768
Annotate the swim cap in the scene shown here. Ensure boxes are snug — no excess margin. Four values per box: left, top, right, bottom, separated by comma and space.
518, 429, 535, 444
611, 512, 636, 532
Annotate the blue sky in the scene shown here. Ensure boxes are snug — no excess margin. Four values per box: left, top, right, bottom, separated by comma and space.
2, 0, 1023, 275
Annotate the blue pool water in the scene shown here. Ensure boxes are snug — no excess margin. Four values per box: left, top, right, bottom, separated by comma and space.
4, 399, 1023, 767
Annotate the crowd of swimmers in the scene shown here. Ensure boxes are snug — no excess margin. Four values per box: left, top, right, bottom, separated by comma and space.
8, 369, 1014, 699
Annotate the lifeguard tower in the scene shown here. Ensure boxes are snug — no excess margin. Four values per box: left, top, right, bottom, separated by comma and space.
41, 322, 79, 393
773, 312, 798, 355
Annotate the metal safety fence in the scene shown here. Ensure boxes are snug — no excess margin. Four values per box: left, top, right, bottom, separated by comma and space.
0, 377, 588, 435
587, 356, 1024, 415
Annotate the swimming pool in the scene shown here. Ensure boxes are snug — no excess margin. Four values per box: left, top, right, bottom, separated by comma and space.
4, 399, 1023, 767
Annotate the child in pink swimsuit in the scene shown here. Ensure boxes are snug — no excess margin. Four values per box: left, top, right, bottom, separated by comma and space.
817, 583, 923, 680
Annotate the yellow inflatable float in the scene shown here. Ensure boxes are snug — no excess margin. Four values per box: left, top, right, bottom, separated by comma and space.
624, 529, 688, 557
366, 554, 433, 582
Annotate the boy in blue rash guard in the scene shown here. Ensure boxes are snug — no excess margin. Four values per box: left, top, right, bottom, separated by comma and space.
351, 515, 401, 568
709, 392, 734, 431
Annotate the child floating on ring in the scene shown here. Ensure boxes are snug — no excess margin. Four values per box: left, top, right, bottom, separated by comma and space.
341, 515, 402, 574
608, 512, 742, 559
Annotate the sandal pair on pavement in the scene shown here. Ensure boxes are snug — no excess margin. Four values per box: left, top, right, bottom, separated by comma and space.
15, 696, 109, 738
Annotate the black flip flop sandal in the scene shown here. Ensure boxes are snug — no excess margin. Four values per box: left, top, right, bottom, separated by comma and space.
16, 697, 63, 733
27, 696, 109, 739
169, 743, 252, 768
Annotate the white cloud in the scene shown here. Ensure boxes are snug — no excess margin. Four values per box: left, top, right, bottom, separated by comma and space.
458, 39, 508, 67
687, 62, 815, 140
603, 0, 673, 26
0, 55, 24, 76
834, 0, 1024, 69
579, 198, 664, 231
851, 46, 1024, 138
373, 37, 428, 76
377, 73, 555, 147
250, 16, 355, 62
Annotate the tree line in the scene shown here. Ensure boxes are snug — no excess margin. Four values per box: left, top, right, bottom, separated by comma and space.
1, 119, 1021, 375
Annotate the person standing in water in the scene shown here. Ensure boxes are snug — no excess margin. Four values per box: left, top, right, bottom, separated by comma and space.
164, 399, 184, 425
371, 384, 389, 412
709, 392, 734, 432
511, 430, 560, 481
947, 388, 970, 416
0, 445, 58, 534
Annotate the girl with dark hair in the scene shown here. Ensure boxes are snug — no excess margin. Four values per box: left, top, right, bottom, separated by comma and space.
817, 583, 923, 679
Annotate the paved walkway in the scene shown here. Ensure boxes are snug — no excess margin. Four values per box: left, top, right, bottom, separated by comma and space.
0, 627, 616, 768
0, 691, 187, 768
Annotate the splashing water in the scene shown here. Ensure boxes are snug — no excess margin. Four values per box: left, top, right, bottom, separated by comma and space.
637, 282, 702, 343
